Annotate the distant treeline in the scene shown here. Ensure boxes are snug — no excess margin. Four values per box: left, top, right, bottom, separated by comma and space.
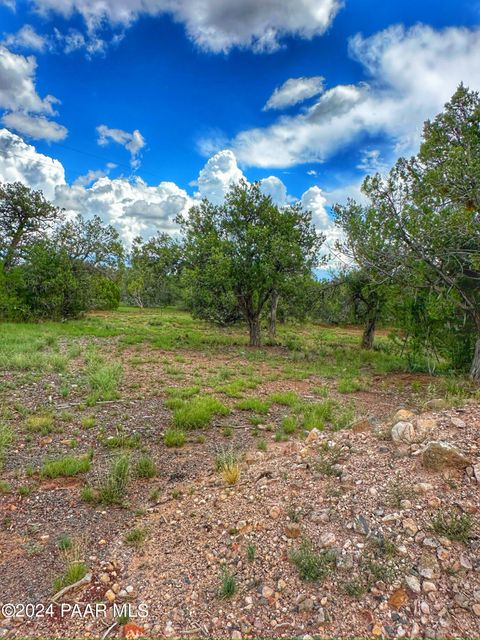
0, 85, 479, 378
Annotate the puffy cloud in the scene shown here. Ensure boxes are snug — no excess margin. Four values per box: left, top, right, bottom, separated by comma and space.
301, 186, 329, 228
30, 0, 341, 53
97, 124, 145, 168
55, 177, 192, 243
263, 76, 325, 111
0, 45, 58, 114
2, 25, 49, 52
259, 175, 288, 206
1, 111, 68, 141
0, 46, 68, 142
0, 128, 66, 199
227, 24, 480, 167
197, 149, 245, 204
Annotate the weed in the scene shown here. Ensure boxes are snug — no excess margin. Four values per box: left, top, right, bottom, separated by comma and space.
57, 535, 72, 551
215, 447, 239, 471
25, 413, 54, 434
289, 540, 337, 582
41, 455, 91, 479
86, 350, 122, 404
222, 463, 240, 485
236, 398, 271, 414
257, 439, 267, 451
0, 480, 11, 493
81, 416, 96, 429
124, 527, 147, 547
269, 391, 299, 406
223, 427, 234, 438
218, 568, 237, 599
246, 543, 256, 562
337, 377, 365, 393
135, 455, 157, 479
164, 428, 186, 447
431, 511, 473, 543
173, 395, 229, 430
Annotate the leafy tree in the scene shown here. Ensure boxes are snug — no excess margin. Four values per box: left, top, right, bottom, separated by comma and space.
0, 182, 62, 270
335, 85, 480, 377
126, 233, 183, 307
179, 181, 323, 346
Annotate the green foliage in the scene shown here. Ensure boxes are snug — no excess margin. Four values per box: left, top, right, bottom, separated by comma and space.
289, 540, 337, 582
179, 181, 323, 345
53, 562, 87, 593
431, 511, 473, 543
135, 455, 157, 478
41, 455, 91, 478
218, 568, 237, 599
172, 395, 229, 429
236, 397, 271, 414
163, 428, 186, 447
124, 527, 148, 546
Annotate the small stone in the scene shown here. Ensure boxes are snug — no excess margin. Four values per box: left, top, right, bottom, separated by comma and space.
270, 506, 281, 519
305, 428, 321, 443
262, 585, 274, 599
391, 421, 416, 444
459, 554, 472, 570
393, 409, 415, 422
414, 482, 433, 494
319, 532, 336, 548
402, 518, 418, 536
105, 590, 116, 603
351, 418, 373, 433
405, 575, 421, 594
317, 607, 326, 623
285, 523, 301, 539
424, 398, 448, 411
353, 514, 370, 536
472, 604, 480, 616
99, 573, 110, 584
112, 583, 120, 594
423, 581, 437, 593
277, 579, 287, 591
298, 598, 314, 612
450, 417, 466, 428
400, 500, 412, 510
422, 441, 471, 471
231, 631, 242, 639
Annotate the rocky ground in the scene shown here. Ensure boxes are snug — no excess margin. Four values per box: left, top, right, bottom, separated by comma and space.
1, 399, 479, 639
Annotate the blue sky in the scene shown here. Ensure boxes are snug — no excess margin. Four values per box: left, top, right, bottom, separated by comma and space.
0, 0, 479, 244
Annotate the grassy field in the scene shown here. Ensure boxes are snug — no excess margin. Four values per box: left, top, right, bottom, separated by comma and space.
0, 306, 478, 623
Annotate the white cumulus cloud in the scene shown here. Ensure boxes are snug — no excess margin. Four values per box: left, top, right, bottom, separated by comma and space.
0, 128, 66, 199
1, 111, 68, 141
30, 0, 341, 53
227, 24, 480, 168
2, 25, 49, 52
263, 76, 325, 111
97, 124, 146, 168
197, 149, 245, 204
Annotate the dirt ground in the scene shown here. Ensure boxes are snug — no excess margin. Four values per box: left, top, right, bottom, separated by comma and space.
0, 311, 479, 639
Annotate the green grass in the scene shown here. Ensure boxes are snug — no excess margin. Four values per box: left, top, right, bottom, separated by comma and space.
172, 395, 229, 430
25, 413, 54, 434
236, 397, 271, 414
215, 446, 239, 471
163, 428, 186, 447
166, 385, 200, 399
53, 562, 87, 593
82, 455, 130, 506
124, 527, 148, 547
104, 432, 141, 449
85, 349, 122, 404
269, 391, 299, 406
135, 455, 157, 478
218, 568, 237, 599
337, 377, 366, 393
41, 455, 91, 479
289, 540, 337, 582
431, 511, 473, 543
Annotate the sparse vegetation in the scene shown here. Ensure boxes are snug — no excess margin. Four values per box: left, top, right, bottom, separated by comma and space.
431, 511, 473, 543
218, 568, 237, 599
172, 395, 229, 429
41, 454, 91, 479
135, 455, 157, 478
164, 428, 186, 447
289, 540, 337, 582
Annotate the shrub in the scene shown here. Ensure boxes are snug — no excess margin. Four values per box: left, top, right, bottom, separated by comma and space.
124, 527, 147, 547
222, 463, 240, 485
97, 456, 130, 505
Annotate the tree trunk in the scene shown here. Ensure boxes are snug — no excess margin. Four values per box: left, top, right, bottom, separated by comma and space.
361, 314, 376, 349
471, 337, 480, 381
248, 316, 261, 347
268, 291, 279, 340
